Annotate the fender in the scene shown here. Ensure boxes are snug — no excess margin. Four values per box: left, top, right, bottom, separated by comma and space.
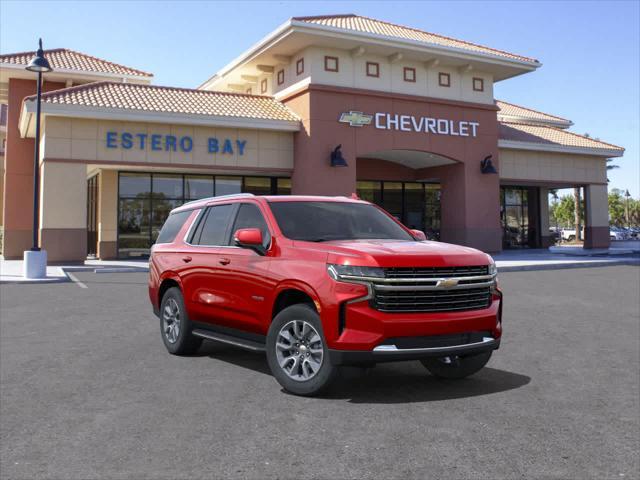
271, 279, 323, 314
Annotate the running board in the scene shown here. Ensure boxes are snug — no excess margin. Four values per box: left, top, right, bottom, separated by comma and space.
192, 329, 265, 352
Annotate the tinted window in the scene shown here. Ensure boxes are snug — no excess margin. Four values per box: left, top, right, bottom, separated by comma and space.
232, 203, 271, 247
155, 210, 192, 244
269, 201, 413, 242
192, 204, 234, 246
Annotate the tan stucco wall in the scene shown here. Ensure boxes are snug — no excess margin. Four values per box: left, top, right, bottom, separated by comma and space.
499, 148, 607, 184
40, 161, 86, 229
98, 169, 118, 244
272, 46, 494, 104
42, 117, 294, 171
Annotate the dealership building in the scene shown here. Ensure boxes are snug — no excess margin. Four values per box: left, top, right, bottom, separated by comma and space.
0, 14, 624, 261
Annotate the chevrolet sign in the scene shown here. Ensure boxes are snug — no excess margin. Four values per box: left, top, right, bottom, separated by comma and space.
338, 111, 373, 127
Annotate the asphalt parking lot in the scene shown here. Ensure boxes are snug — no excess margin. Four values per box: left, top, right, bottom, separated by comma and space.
1, 266, 639, 479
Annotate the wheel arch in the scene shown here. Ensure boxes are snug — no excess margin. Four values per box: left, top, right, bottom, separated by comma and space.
271, 281, 321, 320
158, 273, 183, 305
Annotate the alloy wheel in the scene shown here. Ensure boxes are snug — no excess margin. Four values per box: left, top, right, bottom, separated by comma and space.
275, 320, 324, 381
162, 298, 181, 344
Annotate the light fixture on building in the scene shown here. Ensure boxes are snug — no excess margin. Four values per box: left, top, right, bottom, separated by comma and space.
480, 154, 497, 174
330, 144, 348, 167
23, 39, 53, 279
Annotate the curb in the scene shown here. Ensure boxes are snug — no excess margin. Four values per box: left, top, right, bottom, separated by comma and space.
497, 259, 640, 272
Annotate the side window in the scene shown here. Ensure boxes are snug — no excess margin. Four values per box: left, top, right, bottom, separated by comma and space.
231, 203, 271, 247
155, 210, 192, 244
191, 204, 234, 246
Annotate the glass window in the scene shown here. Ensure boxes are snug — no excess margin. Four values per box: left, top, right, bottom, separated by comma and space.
357, 181, 382, 205
119, 173, 151, 197
152, 199, 183, 242
232, 203, 271, 247
243, 177, 272, 195
215, 176, 242, 196
404, 183, 425, 231
194, 204, 235, 246
118, 198, 151, 257
382, 182, 403, 221
156, 210, 192, 244
269, 201, 413, 242
185, 175, 214, 200
277, 178, 291, 195
153, 174, 183, 199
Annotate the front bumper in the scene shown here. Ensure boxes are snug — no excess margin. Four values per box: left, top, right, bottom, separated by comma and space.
329, 331, 500, 365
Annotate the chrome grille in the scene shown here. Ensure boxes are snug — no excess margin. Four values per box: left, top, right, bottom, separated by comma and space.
371, 266, 493, 313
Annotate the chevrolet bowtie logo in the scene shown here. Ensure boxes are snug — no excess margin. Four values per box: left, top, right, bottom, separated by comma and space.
339, 111, 373, 127
436, 278, 459, 288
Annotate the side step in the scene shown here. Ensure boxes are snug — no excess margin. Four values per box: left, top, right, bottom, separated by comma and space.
192, 329, 266, 352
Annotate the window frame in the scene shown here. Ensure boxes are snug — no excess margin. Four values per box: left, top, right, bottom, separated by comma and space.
324, 55, 339, 72
403, 67, 416, 83
366, 61, 380, 78
438, 72, 451, 87
296, 58, 304, 75
277, 69, 284, 85
472, 77, 484, 92
260, 78, 268, 94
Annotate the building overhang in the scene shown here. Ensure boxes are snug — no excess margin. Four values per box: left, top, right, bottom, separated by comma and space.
200, 19, 540, 89
496, 114, 574, 129
18, 101, 301, 139
498, 140, 624, 158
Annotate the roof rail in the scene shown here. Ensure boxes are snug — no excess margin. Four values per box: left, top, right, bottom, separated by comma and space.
179, 193, 255, 208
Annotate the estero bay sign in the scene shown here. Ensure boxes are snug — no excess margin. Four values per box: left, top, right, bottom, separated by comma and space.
339, 111, 480, 137
105, 131, 248, 155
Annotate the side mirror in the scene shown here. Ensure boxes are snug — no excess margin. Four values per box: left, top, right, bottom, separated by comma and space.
410, 229, 427, 241
234, 228, 266, 255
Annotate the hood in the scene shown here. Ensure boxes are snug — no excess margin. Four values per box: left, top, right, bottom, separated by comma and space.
297, 239, 492, 268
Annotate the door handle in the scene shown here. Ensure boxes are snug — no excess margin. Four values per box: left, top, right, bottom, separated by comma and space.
182, 256, 192, 263
219, 257, 231, 265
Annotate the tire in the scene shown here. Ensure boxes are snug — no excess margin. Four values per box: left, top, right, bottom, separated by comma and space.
159, 287, 202, 355
266, 304, 338, 396
567, 235, 575, 242
421, 351, 492, 379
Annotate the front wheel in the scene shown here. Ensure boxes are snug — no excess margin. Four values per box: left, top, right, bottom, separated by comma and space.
421, 351, 492, 379
266, 304, 338, 396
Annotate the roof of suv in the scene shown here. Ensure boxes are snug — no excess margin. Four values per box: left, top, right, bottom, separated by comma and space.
172, 194, 365, 213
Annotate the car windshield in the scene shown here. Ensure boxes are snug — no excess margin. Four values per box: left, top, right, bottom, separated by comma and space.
268, 201, 414, 242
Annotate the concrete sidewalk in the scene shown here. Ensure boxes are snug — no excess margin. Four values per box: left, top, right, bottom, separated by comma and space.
1, 250, 637, 284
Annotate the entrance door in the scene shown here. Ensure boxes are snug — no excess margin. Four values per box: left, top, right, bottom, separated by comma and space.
87, 175, 99, 257
500, 186, 540, 248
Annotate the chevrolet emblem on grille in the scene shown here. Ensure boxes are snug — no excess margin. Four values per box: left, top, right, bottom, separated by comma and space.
436, 278, 459, 288
338, 111, 373, 127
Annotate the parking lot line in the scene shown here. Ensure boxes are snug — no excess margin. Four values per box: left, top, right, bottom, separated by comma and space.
66, 272, 88, 289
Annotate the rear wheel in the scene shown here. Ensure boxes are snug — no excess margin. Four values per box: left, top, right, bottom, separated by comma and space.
160, 287, 202, 355
421, 351, 492, 379
266, 304, 337, 396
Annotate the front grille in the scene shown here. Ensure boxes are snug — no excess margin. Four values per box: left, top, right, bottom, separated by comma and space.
384, 266, 489, 279
370, 265, 492, 313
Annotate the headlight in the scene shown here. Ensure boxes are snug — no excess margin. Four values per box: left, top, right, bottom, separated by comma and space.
327, 264, 385, 281
487, 256, 497, 276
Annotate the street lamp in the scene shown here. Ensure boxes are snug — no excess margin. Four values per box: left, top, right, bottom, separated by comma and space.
625, 189, 631, 229
23, 39, 52, 279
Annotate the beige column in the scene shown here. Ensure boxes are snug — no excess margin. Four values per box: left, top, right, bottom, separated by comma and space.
98, 170, 118, 259
539, 188, 552, 247
39, 161, 87, 262
584, 184, 610, 249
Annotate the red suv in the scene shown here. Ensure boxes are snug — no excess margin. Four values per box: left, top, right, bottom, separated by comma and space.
149, 194, 502, 396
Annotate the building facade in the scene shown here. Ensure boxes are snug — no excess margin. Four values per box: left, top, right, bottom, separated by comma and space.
0, 14, 624, 261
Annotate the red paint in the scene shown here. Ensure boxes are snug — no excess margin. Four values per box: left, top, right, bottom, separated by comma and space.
149, 195, 502, 354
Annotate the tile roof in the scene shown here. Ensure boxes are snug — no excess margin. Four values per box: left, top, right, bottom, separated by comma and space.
26, 81, 299, 122
0, 48, 152, 78
499, 122, 624, 154
497, 100, 572, 127
293, 14, 538, 64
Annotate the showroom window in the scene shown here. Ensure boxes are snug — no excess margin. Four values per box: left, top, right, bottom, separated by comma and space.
117, 173, 290, 258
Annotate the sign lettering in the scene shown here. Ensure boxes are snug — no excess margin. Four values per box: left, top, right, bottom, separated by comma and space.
106, 132, 247, 155
339, 111, 480, 137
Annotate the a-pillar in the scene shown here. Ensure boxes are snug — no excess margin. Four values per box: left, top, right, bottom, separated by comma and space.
584, 184, 610, 249
98, 170, 118, 259
39, 161, 87, 262
539, 187, 553, 247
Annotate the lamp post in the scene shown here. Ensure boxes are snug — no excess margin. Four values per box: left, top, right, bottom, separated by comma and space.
23, 39, 52, 279
625, 189, 631, 230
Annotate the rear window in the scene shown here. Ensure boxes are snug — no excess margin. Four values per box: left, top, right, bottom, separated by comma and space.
191, 204, 235, 246
155, 210, 192, 244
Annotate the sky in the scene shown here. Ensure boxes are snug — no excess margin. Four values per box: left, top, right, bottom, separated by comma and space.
1, 0, 638, 197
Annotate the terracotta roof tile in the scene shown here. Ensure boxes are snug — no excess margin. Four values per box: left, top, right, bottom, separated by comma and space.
0, 48, 152, 78
499, 122, 623, 153
27, 82, 299, 122
293, 14, 538, 64
496, 100, 571, 126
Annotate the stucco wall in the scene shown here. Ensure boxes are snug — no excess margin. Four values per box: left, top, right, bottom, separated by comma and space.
41, 117, 294, 171
499, 148, 607, 184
